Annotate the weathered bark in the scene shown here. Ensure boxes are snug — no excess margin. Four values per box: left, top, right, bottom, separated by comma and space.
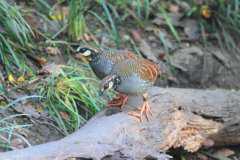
0, 87, 240, 160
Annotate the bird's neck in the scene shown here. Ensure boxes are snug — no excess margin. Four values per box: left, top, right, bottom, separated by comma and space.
89, 52, 101, 64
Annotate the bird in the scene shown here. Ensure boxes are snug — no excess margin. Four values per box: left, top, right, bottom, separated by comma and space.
75, 47, 138, 107
99, 58, 160, 121
75, 47, 138, 79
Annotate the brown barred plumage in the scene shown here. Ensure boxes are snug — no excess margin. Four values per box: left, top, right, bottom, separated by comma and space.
98, 48, 138, 63
112, 58, 160, 83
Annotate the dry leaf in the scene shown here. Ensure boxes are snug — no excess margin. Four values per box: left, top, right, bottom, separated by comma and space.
169, 4, 179, 13
36, 57, 47, 65
45, 47, 61, 56
39, 63, 63, 76
60, 111, 69, 120
17, 75, 25, 83
49, 6, 69, 21
201, 5, 211, 19
8, 74, 16, 84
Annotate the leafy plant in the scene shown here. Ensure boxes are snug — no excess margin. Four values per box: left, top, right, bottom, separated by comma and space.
159, 6, 181, 42
0, 0, 33, 75
68, 0, 88, 41
96, 0, 121, 47
38, 63, 107, 134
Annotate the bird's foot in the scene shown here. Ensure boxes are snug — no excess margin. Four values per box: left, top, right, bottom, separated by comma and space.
128, 101, 152, 122
107, 93, 128, 109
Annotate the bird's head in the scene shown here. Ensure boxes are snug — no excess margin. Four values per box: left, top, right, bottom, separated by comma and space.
99, 74, 121, 96
75, 47, 97, 62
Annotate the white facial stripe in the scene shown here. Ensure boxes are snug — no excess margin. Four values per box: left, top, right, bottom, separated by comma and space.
108, 81, 114, 89
82, 50, 91, 56
76, 46, 81, 52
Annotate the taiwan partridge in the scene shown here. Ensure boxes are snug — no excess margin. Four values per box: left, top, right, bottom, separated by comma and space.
76, 47, 138, 107
99, 58, 160, 121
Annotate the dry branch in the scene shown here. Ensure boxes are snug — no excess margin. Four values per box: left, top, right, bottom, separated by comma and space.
0, 87, 240, 160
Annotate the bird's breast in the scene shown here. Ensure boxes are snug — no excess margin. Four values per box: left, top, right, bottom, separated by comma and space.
91, 58, 113, 79
116, 74, 152, 95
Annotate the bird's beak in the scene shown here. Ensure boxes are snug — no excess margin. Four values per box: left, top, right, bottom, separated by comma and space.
75, 53, 89, 64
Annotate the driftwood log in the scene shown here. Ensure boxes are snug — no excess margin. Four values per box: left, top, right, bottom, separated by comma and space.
0, 87, 240, 160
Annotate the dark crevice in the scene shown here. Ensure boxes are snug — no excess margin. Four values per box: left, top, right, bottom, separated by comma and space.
192, 111, 224, 123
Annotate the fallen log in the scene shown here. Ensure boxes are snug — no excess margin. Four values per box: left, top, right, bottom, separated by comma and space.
0, 87, 240, 160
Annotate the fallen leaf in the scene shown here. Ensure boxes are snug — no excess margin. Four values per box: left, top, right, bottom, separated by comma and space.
36, 105, 44, 113
38, 63, 63, 76
169, 4, 179, 13
49, 6, 69, 21
36, 57, 47, 65
60, 111, 69, 120
45, 47, 61, 56
201, 5, 211, 19
8, 74, 16, 84
17, 75, 25, 83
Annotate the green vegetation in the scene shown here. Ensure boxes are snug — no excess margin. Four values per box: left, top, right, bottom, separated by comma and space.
68, 0, 88, 41
0, 0, 33, 75
0, 1, 240, 157
38, 63, 106, 134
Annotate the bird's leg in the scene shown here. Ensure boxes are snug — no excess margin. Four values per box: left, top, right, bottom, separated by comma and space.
128, 93, 152, 122
107, 93, 128, 109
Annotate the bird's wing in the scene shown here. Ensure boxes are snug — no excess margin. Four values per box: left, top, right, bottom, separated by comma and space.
100, 48, 138, 63
137, 59, 160, 82
113, 58, 160, 83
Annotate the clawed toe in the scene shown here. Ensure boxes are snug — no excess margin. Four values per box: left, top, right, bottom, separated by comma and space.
128, 101, 152, 122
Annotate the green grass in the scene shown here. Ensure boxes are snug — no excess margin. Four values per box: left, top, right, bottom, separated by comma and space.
97, 0, 121, 47
68, 0, 88, 41
0, 0, 33, 75
38, 63, 107, 135
159, 6, 181, 43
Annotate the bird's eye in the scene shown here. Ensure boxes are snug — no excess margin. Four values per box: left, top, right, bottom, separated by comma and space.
104, 84, 108, 89
81, 48, 86, 52
76, 47, 87, 53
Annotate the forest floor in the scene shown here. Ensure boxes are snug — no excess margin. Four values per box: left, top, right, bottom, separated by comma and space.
1, 0, 240, 159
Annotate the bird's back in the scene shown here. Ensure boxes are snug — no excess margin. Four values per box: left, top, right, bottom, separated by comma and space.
90, 48, 138, 79
112, 58, 160, 95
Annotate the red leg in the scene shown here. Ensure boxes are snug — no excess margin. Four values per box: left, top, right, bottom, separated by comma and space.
128, 93, 152, 122
108, 93, 128, 108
